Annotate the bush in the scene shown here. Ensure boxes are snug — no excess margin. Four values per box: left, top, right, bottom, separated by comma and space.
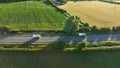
4, 45, 15, 48
79, 27, 90, 33
0, 26, 11, 35
53, 41, 66, 50
90, 26, 112, 34
67, 40, 74, 47
112, 26, 120, 33
77, 41, 88, 50
99, 27, 111, 33
0, 26, 10, 31
90, 41, 120, 47
91, 26, 99, 33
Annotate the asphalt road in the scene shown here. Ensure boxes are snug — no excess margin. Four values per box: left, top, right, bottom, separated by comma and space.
0, 34, 120, 44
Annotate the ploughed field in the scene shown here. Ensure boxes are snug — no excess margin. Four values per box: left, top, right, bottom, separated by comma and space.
59, 1, 120, 27
0, 1, 67, 30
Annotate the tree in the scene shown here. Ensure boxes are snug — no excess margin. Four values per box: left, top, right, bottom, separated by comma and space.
91, 26, 99, 33
112, 26, 120, 33
64, 16, 90, 34
64, 16, 80, 34
100, 27, 111, 33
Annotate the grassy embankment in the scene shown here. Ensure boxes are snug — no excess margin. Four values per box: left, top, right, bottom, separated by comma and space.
0, 41, 120, 68
59, 1, 120, 28
0, 1, 67, 30
0, 49, 120, 68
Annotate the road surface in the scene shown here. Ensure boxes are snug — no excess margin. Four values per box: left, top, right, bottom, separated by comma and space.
0, 34, 120, 44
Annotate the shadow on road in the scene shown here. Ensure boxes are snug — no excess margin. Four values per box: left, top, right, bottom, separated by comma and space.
23, 38, 39, 44
39, 34, 120, 52
0, 36, 9, 41
56, 36, 85, 43
38, 36, 86, 52
19, 38, 39, 48
87, 34, 120, 42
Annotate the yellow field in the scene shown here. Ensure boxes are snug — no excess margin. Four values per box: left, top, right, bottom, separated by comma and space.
59, 1, 120, 27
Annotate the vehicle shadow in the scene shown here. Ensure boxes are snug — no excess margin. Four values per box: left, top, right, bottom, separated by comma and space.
19, 38, 39, 48
24, 38, 39, 44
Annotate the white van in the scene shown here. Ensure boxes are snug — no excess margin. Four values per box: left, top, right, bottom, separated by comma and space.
32, 34, 41, 39
78, 33, 86, 37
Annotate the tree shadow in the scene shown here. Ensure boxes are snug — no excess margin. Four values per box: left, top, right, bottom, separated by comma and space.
38, 36, 85, 53
38, 34, 120, 52
110, 34, 120, 41
0, 36, 9, 41
86, 34, 119, 42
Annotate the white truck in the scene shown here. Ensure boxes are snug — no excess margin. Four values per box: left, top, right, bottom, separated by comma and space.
78, 33, 86, 37
32, 34, 41, 39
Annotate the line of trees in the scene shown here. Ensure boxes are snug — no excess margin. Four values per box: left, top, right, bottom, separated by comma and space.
80, 26, 112, 33
80, 26, 120, 34
64, 16, 120, 34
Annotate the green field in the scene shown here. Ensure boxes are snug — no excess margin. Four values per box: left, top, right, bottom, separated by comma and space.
59, 1, 120, 28
0, 51, 120, 68
0, 1, 67, 30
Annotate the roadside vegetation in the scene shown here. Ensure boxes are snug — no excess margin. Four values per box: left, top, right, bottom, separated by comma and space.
0, 41, 120, 52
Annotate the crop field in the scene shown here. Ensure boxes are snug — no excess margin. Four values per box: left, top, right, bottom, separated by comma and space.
0, 1, 67, 30
59, 1, 120, 27
0, 51, 120, 68
113, 1, 120, 3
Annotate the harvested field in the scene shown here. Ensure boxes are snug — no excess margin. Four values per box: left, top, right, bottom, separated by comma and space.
59, 1, 120, 27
